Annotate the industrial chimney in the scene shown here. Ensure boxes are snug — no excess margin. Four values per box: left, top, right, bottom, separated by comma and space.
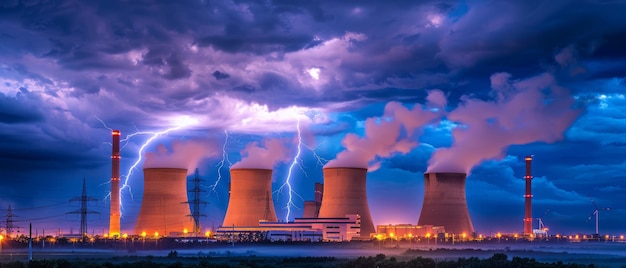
524, 155, 533, 236
109, 130, 121, 237
318, 167, 375, 239
134, 168, 193, 236
418, 173, 474, 235
222, 169, 278, 227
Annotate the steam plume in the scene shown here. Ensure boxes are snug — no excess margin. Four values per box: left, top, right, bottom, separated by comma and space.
143, 139, 219, 174
427, 72, 581, 173
232, 138, 291, 169
325, 90, 445, 171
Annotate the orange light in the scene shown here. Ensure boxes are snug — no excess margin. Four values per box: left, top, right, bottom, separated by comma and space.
141, 231, 147, 238
183, 228, 188, 234
122, 233, 128, 239
462, 233, 466, 238
112, 131, 120, 135
205, 231, 211, 237
514, 234, 518, 238
154, 231, 159, 237
621, 235, 624, 240
497, 233, 502, 238
426, 233, 431, 238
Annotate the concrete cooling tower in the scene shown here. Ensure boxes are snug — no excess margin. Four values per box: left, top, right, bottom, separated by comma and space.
135, 168, 193, 236
222, 168, 278, 227
418, 173, 474, 234
318, 167, 375, 239
302, 201, 318, 218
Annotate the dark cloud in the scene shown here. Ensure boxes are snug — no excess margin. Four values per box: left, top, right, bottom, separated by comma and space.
212, 70, 230, 80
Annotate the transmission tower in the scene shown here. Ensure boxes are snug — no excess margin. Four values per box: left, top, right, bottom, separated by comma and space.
5, 204, 19, 238
183, 169, 207, 234
67, 178, 99, 240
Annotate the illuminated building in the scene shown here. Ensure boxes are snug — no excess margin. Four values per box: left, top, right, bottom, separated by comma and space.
215, 214, 361, 242
376, 224, 445, 239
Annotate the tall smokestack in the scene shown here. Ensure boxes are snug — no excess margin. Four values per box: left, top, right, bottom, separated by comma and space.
109, 130, 121, 237
524, 155, 533, 236
418, 173, 474, 235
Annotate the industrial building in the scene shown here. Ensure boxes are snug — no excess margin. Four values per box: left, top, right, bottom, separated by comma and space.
109, 130, 121, 237
318, 167, 375, 239
222, 168, 278, 228
376, 224, 445, 239
418, 172, 474, 235
215, 214, 361, 242
134, 168, 193, 236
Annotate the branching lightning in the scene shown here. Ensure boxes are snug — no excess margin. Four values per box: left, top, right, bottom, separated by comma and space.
208, 130, 232, 195
96, 115, 197, 217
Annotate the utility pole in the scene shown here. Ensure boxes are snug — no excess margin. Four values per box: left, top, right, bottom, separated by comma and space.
183, 169, 207, 235
67, 178, 99, 241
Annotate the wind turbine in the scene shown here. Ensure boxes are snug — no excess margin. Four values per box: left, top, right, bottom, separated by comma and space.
586, 197, 611, 235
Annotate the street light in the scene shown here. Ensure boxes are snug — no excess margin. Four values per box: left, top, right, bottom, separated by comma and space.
141, 231, 147, 249
205, 231, 211, 244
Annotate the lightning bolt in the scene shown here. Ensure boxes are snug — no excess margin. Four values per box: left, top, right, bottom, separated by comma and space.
274, 119, 306, 222
208, 130, 232, 195
98, 116, 197, 218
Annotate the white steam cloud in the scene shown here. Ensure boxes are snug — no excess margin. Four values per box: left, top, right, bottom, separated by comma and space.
325, 90, 446, 171
427, 72, 581, 174
231, 138, 291, 169
143, 139, 219, 174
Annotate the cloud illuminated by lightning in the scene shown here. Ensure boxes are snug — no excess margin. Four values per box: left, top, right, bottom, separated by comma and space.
208, 130, 232, 195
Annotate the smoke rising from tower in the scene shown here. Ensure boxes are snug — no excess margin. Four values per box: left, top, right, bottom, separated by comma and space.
325, 90, 445, 170
143, 139, 219, 174
231, 138, 291, 169
427, 73, 580, 173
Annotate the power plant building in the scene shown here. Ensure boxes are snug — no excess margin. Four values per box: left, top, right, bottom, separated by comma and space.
215, 214, 361, 242
318, 167, 375, 239
134, 168, 193, 236
222, 168, 278, 227
418, 173, 474, 235
376, 224, 445, 239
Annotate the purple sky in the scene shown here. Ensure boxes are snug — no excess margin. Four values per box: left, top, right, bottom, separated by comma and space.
1, 0, 626, 236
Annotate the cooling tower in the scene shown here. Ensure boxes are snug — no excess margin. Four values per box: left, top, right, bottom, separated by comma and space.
222, 169, 278, 227
135, 168, 193, 236
302, 201, 318, 218
418, 173, 474, 234
109, 130, 121, 236
318, 167, 375, 239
